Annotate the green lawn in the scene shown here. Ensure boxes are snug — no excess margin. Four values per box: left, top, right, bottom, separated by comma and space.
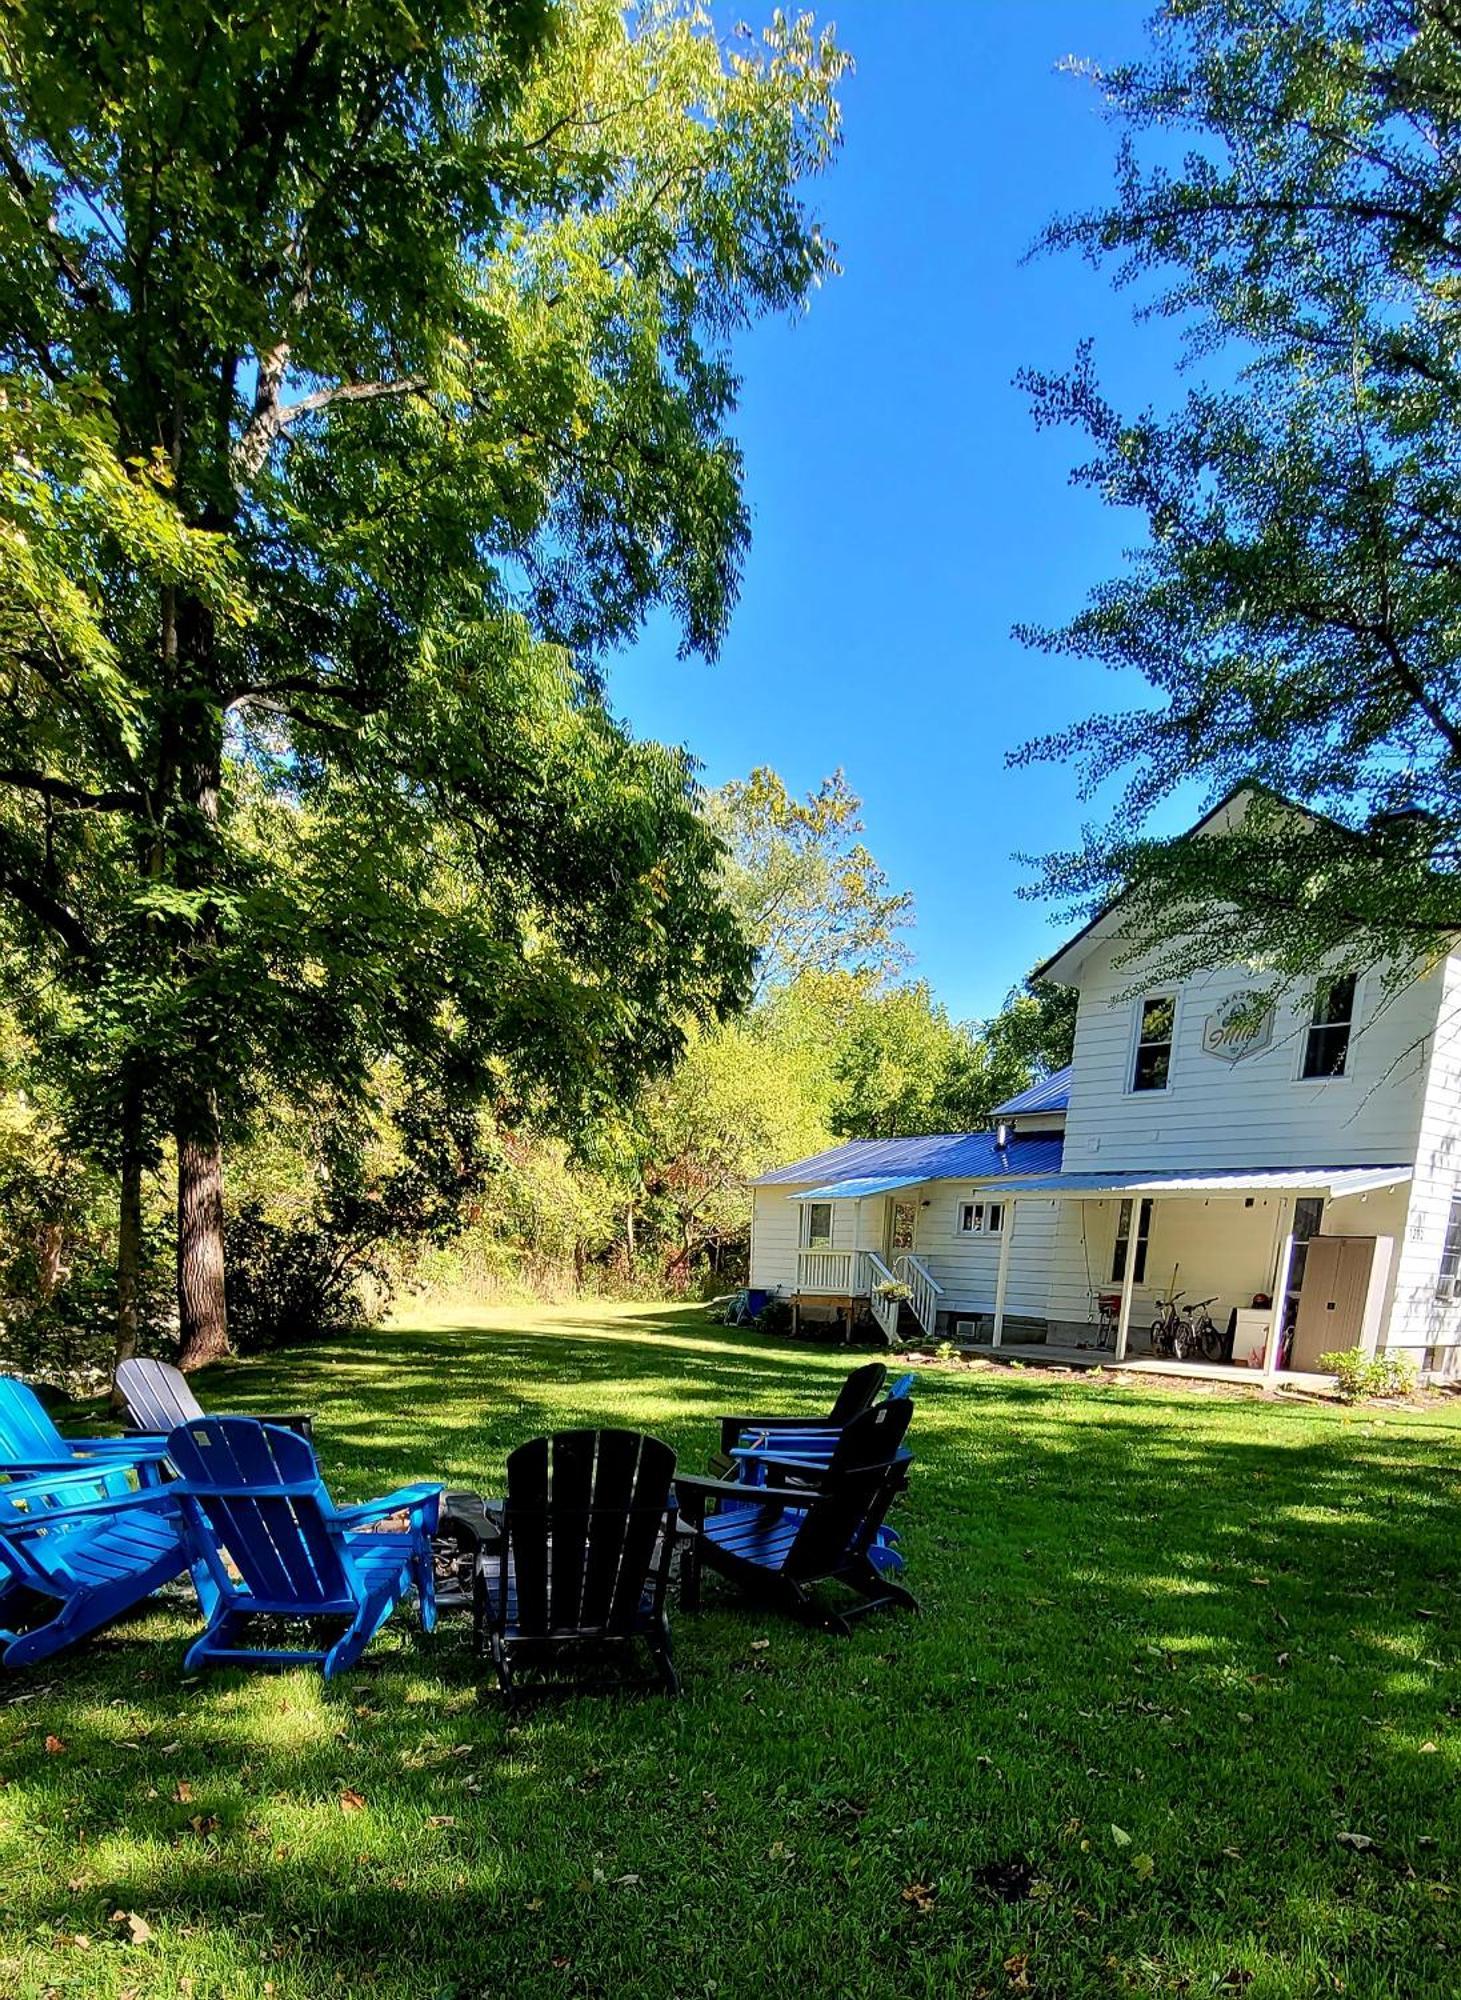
3, 1304, 1459, 2000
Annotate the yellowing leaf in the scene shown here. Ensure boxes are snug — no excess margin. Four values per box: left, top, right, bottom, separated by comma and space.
1110, 1824, 1132, 1848
1132, 1853, 1155, 1880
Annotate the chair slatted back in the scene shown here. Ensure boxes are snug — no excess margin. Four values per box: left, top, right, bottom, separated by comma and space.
827, 1362, 887, 1425
503, 1429, 676, 1638
116, 1358, 204, 1434
167, 1419, 352, 1609
0, 1378, 69, 1465
785, 1401, 913, 1581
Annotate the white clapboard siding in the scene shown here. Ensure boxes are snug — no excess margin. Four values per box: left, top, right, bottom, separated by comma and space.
1386, 950, 1461, 1363
910, 1185, 1055, 1318
1058, 941, 1438, 1174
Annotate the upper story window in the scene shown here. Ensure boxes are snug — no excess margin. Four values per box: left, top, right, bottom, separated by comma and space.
1301, 974, 1357, 1080
958, 1200, 1004, 1235
804, 1201, 833, 1250
1438, 1198, 1461, 1301
1131, 994, 1176, 1093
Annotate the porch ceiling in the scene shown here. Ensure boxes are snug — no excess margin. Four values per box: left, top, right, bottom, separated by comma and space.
987, 1165, 1413, 1199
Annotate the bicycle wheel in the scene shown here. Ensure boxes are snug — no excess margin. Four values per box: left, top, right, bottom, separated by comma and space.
1197, 1319, 1225, 1363
1172, 1318, 1200, 1361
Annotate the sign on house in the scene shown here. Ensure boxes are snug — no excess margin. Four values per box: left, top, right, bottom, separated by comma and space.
1201, 991, 1275, 1064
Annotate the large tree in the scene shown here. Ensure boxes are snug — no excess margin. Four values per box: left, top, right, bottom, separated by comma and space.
0, 0, 846, 1364
1019, 1, 1461, 979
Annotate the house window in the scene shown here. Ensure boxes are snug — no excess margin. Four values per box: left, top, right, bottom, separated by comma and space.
1112, 1198, 1154, 1285
1131, 995, 1175, 1092
804, 1202, 833, 1250
958, 1201, 1004, 1235
1301, 974, 1357, 1079
1437, 1197, 1461, 1300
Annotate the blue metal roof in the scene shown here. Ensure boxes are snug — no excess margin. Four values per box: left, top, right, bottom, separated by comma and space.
754, 1129, 1065, 1188
792, 1173, 929, 1202
991, 1066, 1073, 1118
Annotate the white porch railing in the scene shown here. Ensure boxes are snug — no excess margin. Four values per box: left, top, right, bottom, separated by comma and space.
894, 1253, 943, 1340
863, 1251, 900, 1344
796, 1248, 856, 1293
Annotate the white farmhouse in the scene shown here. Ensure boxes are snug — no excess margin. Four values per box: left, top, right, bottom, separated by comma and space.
749, 791, 1461, 1380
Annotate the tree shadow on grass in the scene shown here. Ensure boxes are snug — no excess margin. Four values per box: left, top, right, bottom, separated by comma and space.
16, 1315, 1461, 1998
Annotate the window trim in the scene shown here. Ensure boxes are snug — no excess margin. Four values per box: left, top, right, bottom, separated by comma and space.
1296, 971, 1360, 1084
803, 1201, 834, 1251
1437, 1195, 1461, 1302
958, 1199, 1004, 1236
1112, 1197, 1154, 1286
1128, 992, 1178, 1096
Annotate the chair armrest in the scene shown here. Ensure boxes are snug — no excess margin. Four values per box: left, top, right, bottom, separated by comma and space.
2, 1450, 162, 1478
718, 1413, 833, 1452
733, 1448, 831, 1479
66, 1435, 170, 1457
2, 1483, 179, 1531
338, 1483, 443, 1532
674, 1472, 809, 1521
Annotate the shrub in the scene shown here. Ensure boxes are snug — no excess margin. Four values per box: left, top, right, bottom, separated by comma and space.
223, 1202, 383, 1354
1319, 1348, 1418, 1401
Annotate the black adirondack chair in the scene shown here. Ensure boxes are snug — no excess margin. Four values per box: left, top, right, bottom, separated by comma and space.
676, 1401, 917, 1634
115, 1358, 313, 1441
715, 1361, 886, 1458
475, 1429, 679, 1701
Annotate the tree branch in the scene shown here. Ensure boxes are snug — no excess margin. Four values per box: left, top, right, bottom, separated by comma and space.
232, 374, 426, 481
0, 768, 145, 814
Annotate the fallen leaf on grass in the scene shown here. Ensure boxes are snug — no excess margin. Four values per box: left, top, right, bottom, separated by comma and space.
426, 1815, 458, 1829
1131, 1853, 1155, 1880
44, 1735, 67, 1755
1336, 1830, 1375, 1852
111, 1911, 154, 1945
339, 1788, 367, 1813
900, 1881, 936, 1912
187, 1814, 220, 1837
1420, 1741, 1439, 1754
1110, 1824, 1132, 1848
750, 1637, 770, 1651
1003, 1952, 1031, 1992
174, 1781, 194, 1804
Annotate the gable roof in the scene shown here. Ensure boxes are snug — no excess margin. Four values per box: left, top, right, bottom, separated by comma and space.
1029, 783, 1334, 985
753, 1129, 1064, 1188
990, 1065, 1072, 1117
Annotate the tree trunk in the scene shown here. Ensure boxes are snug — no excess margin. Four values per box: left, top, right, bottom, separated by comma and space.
170, 589, 230, 1372
176, 1083, 229, 1370
111, 1079, 146, 1409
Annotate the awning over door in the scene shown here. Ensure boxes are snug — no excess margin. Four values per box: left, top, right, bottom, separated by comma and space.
788, 1174, 927, 1202
987, 1165, 1412, 1199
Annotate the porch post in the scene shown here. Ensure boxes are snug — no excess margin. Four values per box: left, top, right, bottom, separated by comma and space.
1114, 1201, 1138, 1362
990, 1199, 1017, 1347
1265, 1197, 1297, 1380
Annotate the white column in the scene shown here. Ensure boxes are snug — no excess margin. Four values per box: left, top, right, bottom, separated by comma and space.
1265, 1197, 1297, 1380
1114, 1201, 1138, 1361
990, 1199, 1017, 1347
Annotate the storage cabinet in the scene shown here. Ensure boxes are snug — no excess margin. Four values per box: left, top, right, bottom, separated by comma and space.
1290, 1235, 1393, 1372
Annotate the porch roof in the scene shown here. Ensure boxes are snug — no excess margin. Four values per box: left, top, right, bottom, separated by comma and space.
789, 1173, 927, 1202
988, 1164, 1413, 1199
753, 1129, 1064, 1188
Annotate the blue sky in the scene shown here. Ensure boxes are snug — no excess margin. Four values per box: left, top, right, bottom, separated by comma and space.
609, 0, 1198, 1022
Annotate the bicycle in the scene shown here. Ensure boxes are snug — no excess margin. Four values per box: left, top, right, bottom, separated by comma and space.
1184, 1295, 1227, 1363
1149, 1293, 1194, 1359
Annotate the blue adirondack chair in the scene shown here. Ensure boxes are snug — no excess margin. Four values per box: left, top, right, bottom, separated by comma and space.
0, 1376, 169, 1486
165, 1419, 442, 1677
675, 1401, 918, 1633
0, 1468, 213, 1668
729, 1372, 916, 1468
